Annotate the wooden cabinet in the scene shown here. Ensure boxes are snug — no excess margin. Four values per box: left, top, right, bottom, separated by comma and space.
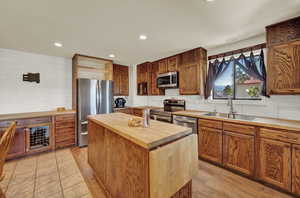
179, 63, 199, 95
266, 16, 300, 95
55, 114, 76, 149
150, 62, 165, 95
223, 131, 255, 176
113, 64, 129, 96
136, 62, 151, 96
4, 128, 26, 159
292, 144, 300, 195
198, 126, 222, 164
259, 138, 291, 191
267, 40, 300, 94
158, 59, 168, 74
179, 48, 207, 95
158, 56, 178, 74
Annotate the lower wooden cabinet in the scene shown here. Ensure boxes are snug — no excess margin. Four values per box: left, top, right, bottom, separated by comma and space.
223, 131, 255, 176
259, 138, 291, 191
292, 144, 300, 195
55, 114, 76, 149
198, 127, 222, 164
8, 128, 26, 159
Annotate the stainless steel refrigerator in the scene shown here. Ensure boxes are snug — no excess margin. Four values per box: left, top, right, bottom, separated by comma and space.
77, 79, 113, 147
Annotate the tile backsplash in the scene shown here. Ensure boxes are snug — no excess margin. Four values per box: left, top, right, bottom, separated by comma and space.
133, 88, 300, 121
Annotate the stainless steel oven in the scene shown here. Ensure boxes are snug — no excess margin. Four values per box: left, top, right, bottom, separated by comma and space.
157, 72, 178, 88
150, 99, 185, 123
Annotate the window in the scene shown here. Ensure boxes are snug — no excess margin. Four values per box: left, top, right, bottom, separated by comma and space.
213, 55, 263, 100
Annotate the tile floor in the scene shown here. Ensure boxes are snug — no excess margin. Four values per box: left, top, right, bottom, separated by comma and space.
0, 149, 92, 198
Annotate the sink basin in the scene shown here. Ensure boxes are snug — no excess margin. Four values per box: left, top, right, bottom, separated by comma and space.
203, 112, 256, 121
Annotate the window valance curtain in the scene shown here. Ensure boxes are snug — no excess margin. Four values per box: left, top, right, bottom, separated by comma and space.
204, 49, 267, 99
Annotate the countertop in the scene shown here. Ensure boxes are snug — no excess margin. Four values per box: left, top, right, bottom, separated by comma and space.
114, 106, 162, 110
172, 110, 300, 132
0, 110, 76, 121
88, 112, 192, 149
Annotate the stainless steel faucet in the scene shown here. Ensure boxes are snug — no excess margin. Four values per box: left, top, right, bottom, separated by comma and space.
227, 97, 236, 117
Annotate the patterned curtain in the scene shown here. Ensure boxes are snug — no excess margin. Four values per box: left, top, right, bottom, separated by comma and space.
205, 58, 232, 99
205, 49, 267, 99
235, 50, 268, 97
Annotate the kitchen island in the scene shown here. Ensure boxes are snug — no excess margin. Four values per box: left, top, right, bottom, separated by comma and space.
88, 113, 198, 198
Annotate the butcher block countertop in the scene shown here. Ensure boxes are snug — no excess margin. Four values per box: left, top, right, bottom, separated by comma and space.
0, 110, 76, 121
173, 110, 300, 132
88, 112, 192, 149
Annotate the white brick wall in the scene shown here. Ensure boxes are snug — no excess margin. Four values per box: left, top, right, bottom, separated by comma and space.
0, 48, 72, 114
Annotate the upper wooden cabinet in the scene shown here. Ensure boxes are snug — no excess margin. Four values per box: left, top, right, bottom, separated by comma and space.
113, 64, 129, 96
179, 48, 207, 95
158, 56, 179, 74
150, 61, 165, 96
136, 62, 151, 96
158, 59, 168, 74
136, 47, 207, 96
266, 16, 300, 95
259, 138, 291, 191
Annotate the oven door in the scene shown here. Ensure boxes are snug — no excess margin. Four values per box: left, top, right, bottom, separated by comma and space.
151, 114, 172, 123
157, 72, 178, 88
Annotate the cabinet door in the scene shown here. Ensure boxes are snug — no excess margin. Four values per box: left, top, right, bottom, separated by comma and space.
167, 56, 178, 72
158, 59, 168, 74
119, 66, 129, 96
199, 127, 222, 164
179, 63, 199, 95
150, 62, 164, 96
259, 138, 291, 191
223, 131, 255, 176
7, 128, 26, 159
268, 40, 300, 94
292, 144, 300, 195
113, 64, 120, 95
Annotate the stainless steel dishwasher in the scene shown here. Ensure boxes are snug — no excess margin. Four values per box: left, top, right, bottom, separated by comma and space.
172, 115, 197, 134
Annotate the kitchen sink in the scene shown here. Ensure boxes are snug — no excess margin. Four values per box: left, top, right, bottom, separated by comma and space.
203, 112, 256, 121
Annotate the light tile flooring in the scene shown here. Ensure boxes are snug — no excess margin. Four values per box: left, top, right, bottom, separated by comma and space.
0, 149, 91, 198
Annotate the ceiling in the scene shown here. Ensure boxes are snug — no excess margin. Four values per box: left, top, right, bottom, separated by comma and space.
1, 0, 300, 65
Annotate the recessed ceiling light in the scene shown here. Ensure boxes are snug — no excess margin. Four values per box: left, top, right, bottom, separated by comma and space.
139, 35, 147, 40
108, 54, 115, 58
205, 0, 215, 2
54, 42, 63, 47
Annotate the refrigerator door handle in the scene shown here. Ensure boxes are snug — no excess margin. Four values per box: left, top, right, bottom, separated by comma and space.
97, 80, 101, 114
96, 81, 99, 113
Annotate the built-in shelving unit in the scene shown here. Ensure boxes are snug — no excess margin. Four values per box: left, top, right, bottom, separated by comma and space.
72, 54, 113, 110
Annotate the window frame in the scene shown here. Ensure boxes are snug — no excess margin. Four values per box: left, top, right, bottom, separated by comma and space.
212, 55, 263, 101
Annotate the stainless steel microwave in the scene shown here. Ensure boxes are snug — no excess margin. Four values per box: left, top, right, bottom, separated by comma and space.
157, 72, 178, 88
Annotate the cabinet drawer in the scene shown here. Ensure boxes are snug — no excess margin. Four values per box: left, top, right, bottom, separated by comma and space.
260, 128, 300, 144
224, 122, 255, 135
56, 133, 75, 143
198, 119, 222, 130
55, 120, 75, 128
56, 127, 75, 135
55, 114, 75, 122
55, 139, 75, 149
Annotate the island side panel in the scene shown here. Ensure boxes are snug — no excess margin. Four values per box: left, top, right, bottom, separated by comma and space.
88, 120, 107, 185
88, 120, 150, 198
149, 134, 198, 198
